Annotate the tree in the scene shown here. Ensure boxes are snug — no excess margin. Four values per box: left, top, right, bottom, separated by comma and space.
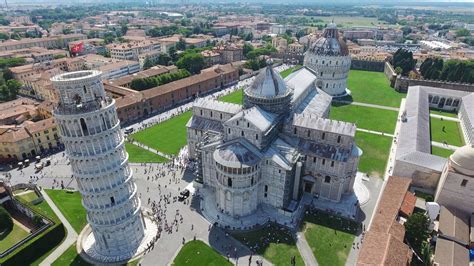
456, 28, 471, 38
3, 68, 14, 81
143, 57, 154, 70
168, 47, 178, 62
243, 43, 254, 58
405, 213, 430, 257
0, 32, 9, 40
391, 48, 416, 76
176, 38, 187, 51
0, 206, 13, 233
395, 67, 402, 75
157, 53, 172, 66
176, 53, 205, 74
0, 80, 21, 101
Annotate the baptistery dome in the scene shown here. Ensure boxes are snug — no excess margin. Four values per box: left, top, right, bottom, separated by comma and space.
303, 23, 351, 97
307, 23, 349, 56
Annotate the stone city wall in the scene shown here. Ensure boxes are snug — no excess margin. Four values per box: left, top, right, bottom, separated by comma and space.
350, 59, 385, 72
384, 62, 397, 87
394, 76, 474, 93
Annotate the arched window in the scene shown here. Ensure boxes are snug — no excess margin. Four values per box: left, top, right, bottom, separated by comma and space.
324, 176, 331, 183
83, 85, 87, 94
227, 178, 232, 187
337, 136, 341, 143
80, 118, 88, 136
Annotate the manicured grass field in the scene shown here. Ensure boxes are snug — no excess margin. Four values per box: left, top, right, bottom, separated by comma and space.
303, 211, 358, 266
46, 190, 86, 233
132, 111, 192, 155
280, 65, 302, 78
0, 223, 30, 253
321, 16, 386, 27
125, 142, 169, 163
430, 117, 464, 147
218, 89, 243, 104
344, 70, 405, 108
430, 109, 458, 118
52, 244, 90, 266
172, 240, 231, 266
431, 146, 454, 158
15, 195, 58, 222
232, 224, 304, 266
330, 103, 398, 134
355, 131, 392, 178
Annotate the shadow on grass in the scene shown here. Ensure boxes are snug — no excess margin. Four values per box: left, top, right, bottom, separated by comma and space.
332, 94, 354, 107
0, 227, 13, 241
301, 209, 360, 236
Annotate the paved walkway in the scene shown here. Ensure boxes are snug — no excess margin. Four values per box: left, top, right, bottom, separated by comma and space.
431, 141, 459, 151
296, 232, 318, 266
333, 100, 399, 112
129, 140, 173, 160
39, 190, 78, 266
430, 113, 460, 122
356, 128, 394, 137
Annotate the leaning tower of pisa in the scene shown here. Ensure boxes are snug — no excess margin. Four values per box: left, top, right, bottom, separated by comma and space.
51, 70, 148, 262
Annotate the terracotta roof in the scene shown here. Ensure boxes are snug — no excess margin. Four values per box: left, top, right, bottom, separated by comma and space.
24, 117, 56, 134
400, 192, 416, 217
115, 93, 145, 109
106, 65, 177, 87
142, 64, 235, 100
357, 176, 413, 266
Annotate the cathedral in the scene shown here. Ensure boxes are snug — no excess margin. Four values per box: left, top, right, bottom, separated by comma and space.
186, 23, 358, 226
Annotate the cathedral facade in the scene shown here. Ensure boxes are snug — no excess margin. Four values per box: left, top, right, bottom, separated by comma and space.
187, 63, 361, 223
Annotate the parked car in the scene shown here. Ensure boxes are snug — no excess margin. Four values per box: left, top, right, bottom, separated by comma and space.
124, 128, 134, 134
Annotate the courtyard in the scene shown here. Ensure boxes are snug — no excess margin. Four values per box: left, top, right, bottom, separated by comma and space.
343, 70, 405, 107
303, 211, 359, 266
231, 223, 304, 266
0, 222, 30, 253
172, 240, 232, 266
131, 111, 192, 156
429, 116, 464, 147
355, 132, 393, 178
431, 146, 454, 158
329, 102, 398, 134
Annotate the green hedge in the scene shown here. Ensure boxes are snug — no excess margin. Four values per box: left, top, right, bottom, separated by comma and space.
0, 223, 65, 266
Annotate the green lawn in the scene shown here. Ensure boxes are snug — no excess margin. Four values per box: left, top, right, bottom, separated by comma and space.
430, 117, 464, 147
232, 224, 304, 266
430, 109, 458, 118
0, 223, 30, 253
280, 65, 302, 78
15, 191, 39, 203
52, 244, 90, 266
330, 103, 398, 134
172, 240, 231, 266
303, 211, 358, 266
132, 111, 192, 155
431, 146, 454, 158
125, 142, 169, 163
343, 70, 405, 108
45, 190, 86, 234
355, 131, 392, 178
218, 89, 243, 105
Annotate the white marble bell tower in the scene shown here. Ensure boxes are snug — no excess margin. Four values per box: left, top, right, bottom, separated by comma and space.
52, 70, 145, 260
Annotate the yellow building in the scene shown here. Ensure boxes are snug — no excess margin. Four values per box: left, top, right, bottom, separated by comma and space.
0, 99, 61, 162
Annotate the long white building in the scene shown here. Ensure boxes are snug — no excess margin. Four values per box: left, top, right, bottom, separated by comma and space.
52, 70, 145, 262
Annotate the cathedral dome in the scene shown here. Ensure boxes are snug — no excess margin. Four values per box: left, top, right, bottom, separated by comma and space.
450, 144, 474, 176
246, 64, 290, 99
243, 64, 293, 115
307, 23, 348, 56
